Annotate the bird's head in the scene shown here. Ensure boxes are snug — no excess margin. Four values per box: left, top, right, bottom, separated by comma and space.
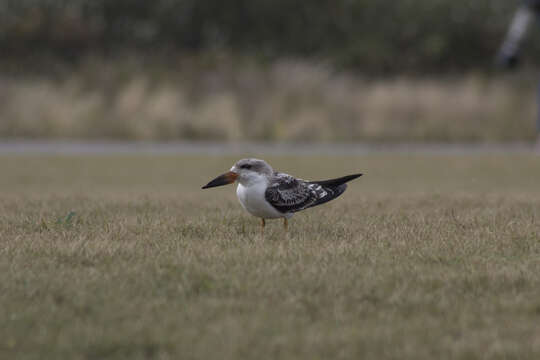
202, 158, 273, 189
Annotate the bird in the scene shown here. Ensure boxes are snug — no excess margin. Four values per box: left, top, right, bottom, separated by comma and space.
202, 158, 362, 234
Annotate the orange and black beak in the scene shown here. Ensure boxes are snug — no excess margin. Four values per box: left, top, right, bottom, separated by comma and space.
202, 171, 238, 189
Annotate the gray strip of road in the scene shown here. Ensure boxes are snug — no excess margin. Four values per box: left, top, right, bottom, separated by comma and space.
0, 141, 536, 156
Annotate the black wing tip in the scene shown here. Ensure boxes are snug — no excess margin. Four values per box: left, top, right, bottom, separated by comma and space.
335, 173, 364, 183
341, 173, 363, 183
308, 173, 363, 188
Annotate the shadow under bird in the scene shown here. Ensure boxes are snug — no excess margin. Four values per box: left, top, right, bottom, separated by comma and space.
202, 158, 362, 233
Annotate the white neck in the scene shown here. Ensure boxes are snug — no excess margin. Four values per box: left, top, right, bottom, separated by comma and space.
237, 172, 269, 187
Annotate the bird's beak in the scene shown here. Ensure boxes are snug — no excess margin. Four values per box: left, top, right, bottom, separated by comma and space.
202, 171, 238, 189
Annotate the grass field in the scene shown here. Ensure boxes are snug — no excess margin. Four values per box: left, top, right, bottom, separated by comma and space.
1, 153, 540, 360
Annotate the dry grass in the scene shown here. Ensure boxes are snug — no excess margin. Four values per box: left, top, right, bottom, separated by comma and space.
0, 57, 537, 142
1, 154, 540, 359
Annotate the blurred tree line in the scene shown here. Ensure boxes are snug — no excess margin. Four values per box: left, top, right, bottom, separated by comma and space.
1, 0, 539, 74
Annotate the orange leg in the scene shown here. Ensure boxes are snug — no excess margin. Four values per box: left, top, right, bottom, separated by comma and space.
260, 218, 266, 236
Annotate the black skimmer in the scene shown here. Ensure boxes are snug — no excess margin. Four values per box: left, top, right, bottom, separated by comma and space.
202, 158, 362, 233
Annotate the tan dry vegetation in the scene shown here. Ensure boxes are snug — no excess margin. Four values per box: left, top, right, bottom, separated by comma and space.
0, 57, 537, 142
0, 154, 540, 359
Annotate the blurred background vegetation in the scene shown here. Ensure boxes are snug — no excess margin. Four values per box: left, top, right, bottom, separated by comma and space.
0, 0, 539, 142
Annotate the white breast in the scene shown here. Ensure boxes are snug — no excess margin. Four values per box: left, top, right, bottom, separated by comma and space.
236, 183, 286, 219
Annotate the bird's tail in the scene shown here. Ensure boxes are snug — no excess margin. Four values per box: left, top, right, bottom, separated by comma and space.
304, 173, 363, 209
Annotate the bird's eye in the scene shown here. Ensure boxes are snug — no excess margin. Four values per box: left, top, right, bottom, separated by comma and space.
241, 164, 252, 170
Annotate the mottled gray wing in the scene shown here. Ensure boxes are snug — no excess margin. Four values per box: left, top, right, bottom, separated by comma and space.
264, 172, 334, 214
